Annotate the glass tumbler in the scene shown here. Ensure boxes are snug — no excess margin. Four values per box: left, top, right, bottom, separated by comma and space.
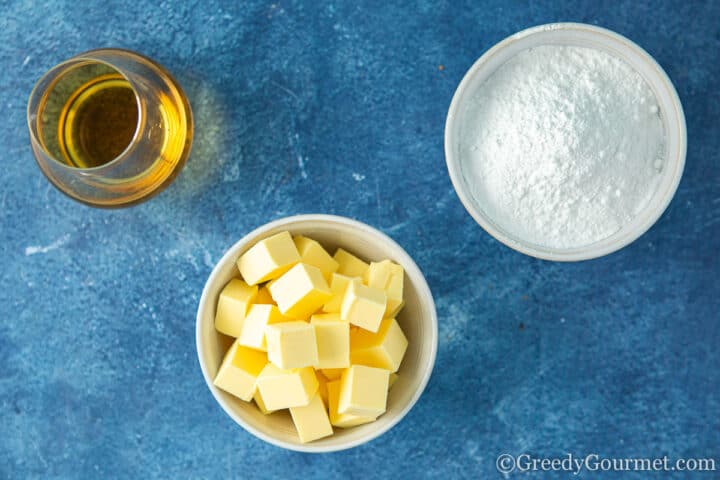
27, 48, 193, 207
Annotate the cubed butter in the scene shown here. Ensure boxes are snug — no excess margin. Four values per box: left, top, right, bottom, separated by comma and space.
227, 234, 408, 435
316, 371, 329, 405
256, 364, 318, 411
268, 263, 332, 319
253, 389, 276, 415
311, 312, 344, 321
327, 380, 376, 428
289, 393, 333, 443
364, 260, 404, 318
386, 298, 404, 320
363, 260, 393, 289
338, 365, 389, 417
334, 248, 369, 278
385, 263, 404, 317
350, 317, 408, 372
322, 274, 359, 313
237, 231, 300, 285
293, 235, 339, 281
341, 281, 387, 333
215, 279, 258, 337
238, 304, 289, 351
311, 314, 350, 369
388, 372, 399, 389
254, 284, 275, 305
321, 368, 344, 381
265, 321, 319, 369
213, 340, 268, 401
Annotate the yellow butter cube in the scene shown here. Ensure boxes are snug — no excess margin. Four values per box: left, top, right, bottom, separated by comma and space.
268, 263, 332, 319
293, 235, 339, 281
322, 273, 359, 313
388, 372, 399, 389
289, 393, 333, 443
253, 389, 276, 415
256, 364, 318, 410
215, 279, 258, 337
316, 371, 329, 405
321, 368, 344, 381
341, 281, 387, 332
333, 248, 369, 278
238, 304, 289, 351
310, 312, 343, 321
386, 298, 404, 320
237, 231, 300, 285
363, 260, 393, 289
311, 314, 350, 369
350, 317, 408, 372
364, 260, 404, 318
213, 340, 268, 401
327, 380, 376, 428
338, 365, 389, 417
254, 284, 275, 305
265, 321, 319, 369
385, 263, 404, 317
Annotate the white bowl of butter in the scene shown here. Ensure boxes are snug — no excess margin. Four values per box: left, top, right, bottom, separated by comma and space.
196, 214, 438, 452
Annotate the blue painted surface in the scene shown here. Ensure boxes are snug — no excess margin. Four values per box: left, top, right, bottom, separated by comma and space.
1, 1, 718, 478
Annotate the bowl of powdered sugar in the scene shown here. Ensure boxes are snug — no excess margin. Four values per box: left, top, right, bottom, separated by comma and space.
445, 23, 686, 261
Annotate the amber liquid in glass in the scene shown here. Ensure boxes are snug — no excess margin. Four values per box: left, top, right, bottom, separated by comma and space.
55, 73, 138, 168
30, 52, 193, 207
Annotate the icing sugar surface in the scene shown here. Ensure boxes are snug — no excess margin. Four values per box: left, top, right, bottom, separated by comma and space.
461, 45, 666, 249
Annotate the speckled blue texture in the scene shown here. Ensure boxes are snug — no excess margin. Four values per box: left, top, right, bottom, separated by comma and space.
1, 1, 718, 478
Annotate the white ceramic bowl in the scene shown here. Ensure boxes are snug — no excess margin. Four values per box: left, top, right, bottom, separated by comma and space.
445, 23, 687, 261
196, 214, 438, 452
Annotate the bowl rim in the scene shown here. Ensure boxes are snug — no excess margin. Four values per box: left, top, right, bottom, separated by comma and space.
195, 214, 438, 452
444, 22, 687, 261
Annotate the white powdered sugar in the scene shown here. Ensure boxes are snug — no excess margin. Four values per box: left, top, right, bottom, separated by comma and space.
461, 45, 666, 249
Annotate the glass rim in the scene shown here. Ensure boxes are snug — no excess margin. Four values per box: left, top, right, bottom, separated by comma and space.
26, 49, 145, 173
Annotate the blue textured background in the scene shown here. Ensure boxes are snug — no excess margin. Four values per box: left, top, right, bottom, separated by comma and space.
1, 1, 718, 478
